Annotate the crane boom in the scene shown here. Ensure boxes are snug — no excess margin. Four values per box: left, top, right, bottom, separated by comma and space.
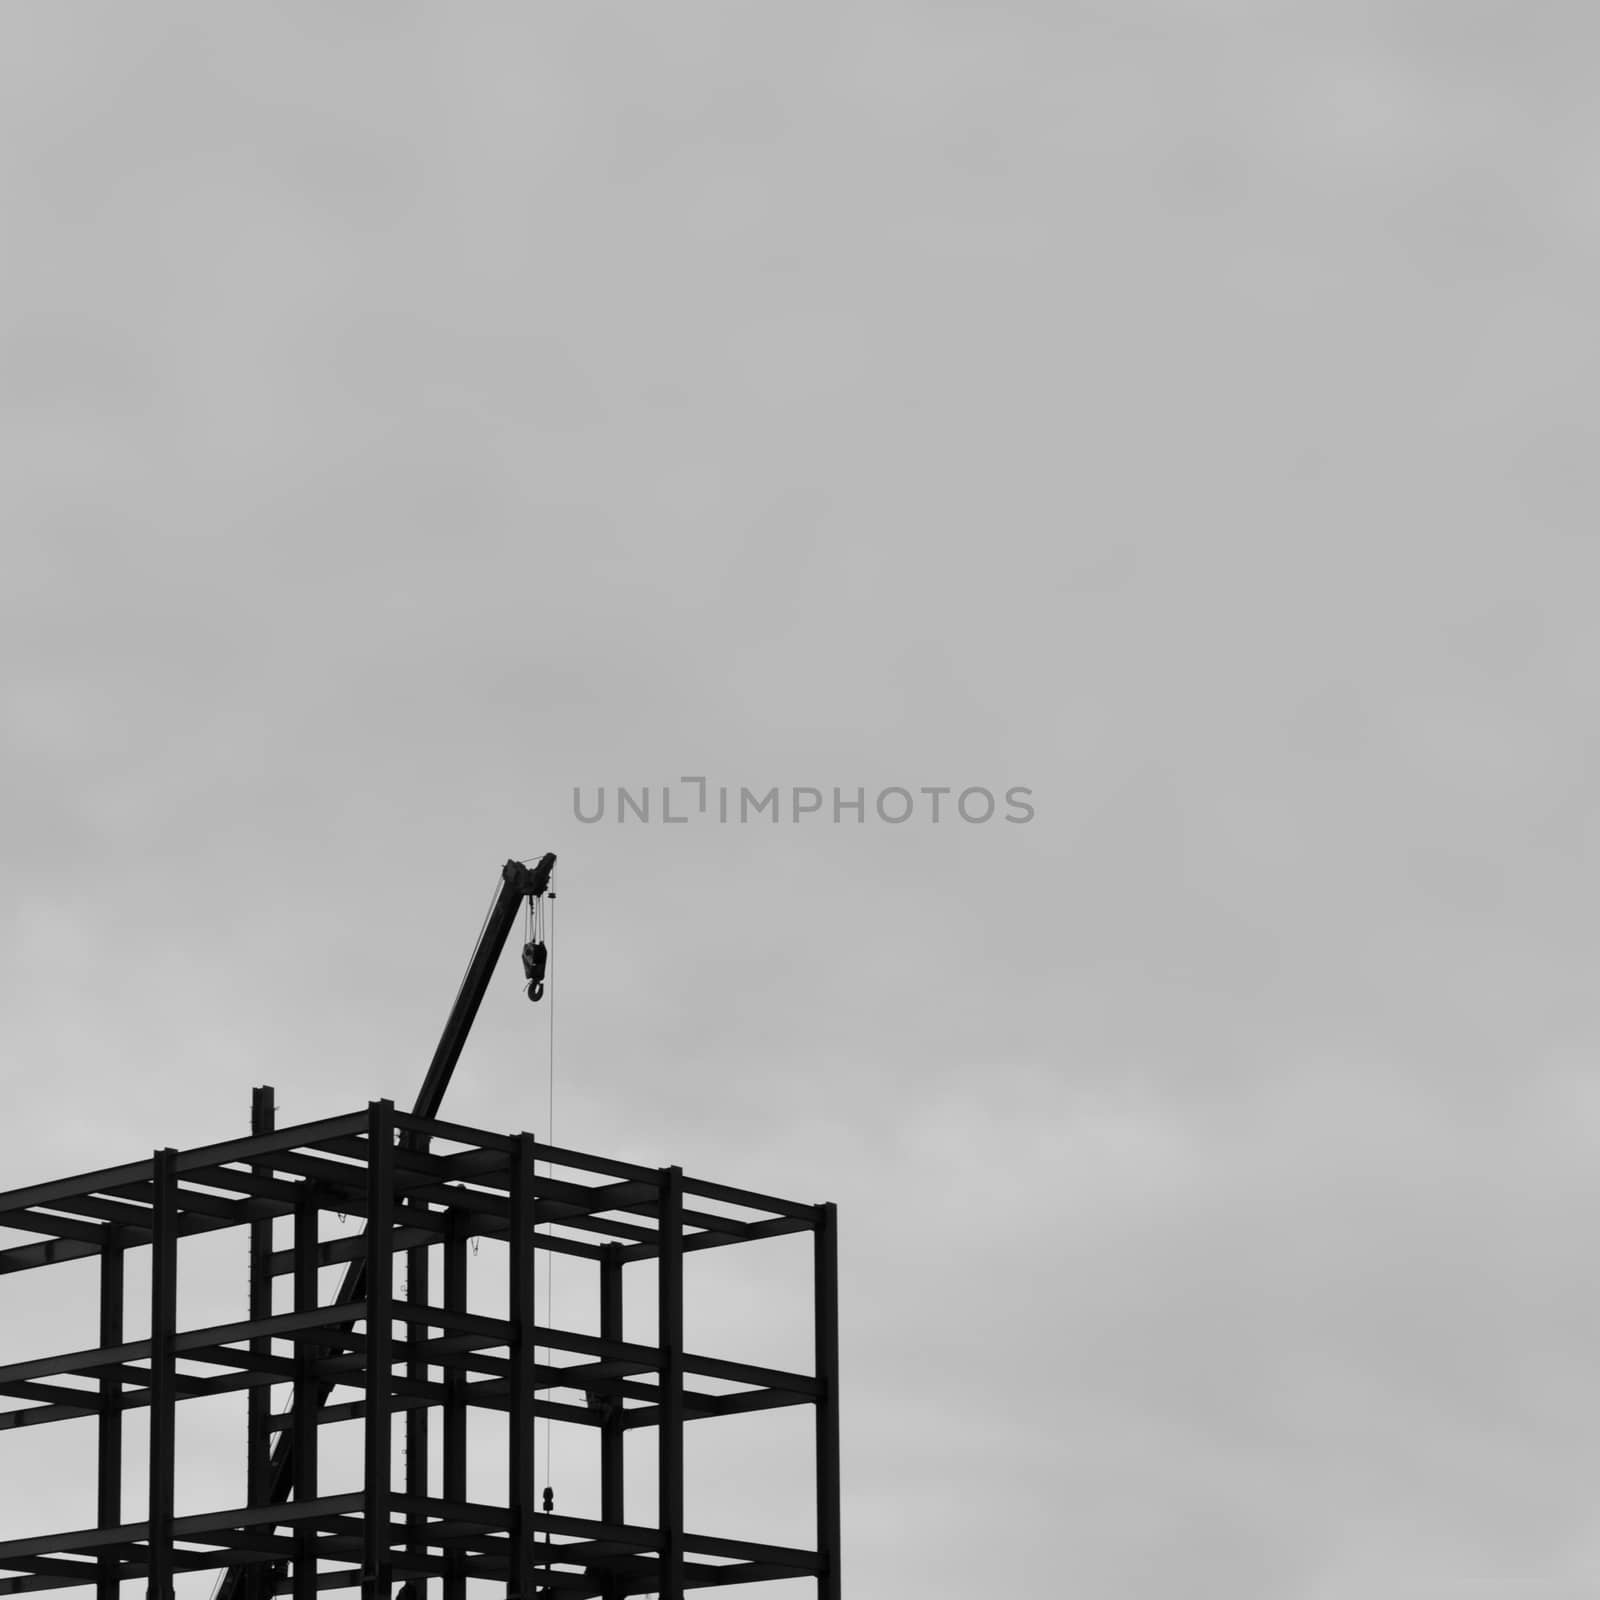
213, 854, 556, 1600
413, 854, 556, 1119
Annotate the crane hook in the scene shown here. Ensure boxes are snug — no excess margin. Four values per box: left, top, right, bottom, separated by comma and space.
522, 936, 548, 1002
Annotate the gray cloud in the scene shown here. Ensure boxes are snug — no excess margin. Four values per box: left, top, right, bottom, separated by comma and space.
3, 3, 1599, 1596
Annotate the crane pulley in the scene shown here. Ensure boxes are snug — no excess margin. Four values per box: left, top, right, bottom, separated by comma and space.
521, 863, 552, 1002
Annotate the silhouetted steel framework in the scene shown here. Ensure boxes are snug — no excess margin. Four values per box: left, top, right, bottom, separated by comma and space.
0, 1092, 841, 1600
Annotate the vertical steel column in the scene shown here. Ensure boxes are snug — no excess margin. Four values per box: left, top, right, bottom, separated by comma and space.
247, 1088, 276, 1555
441, 1220, 468, 1600
598, 1245, 624, 1527
294, 1188, 321, 1600
813, 1204, 840, 1600
147, 1149, 179, 1600
405, 1227, 430, 1587
656, 1168, 684, 1600
363, 1102, 396, 1600
97, 1227, 124, 1600
508, 1134, 538, 1600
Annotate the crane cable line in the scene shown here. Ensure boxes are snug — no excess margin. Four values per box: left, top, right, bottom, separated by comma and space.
545, 882, 557, 1513
523, 861, 558, 1537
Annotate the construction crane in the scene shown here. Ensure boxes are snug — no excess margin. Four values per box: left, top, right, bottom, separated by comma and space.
213, 853, 557, 1600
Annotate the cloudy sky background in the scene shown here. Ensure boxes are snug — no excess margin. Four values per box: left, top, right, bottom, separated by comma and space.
4, 3, 1600, 1595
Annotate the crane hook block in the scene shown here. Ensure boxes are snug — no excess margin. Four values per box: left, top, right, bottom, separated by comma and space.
522, 938, 548, 1003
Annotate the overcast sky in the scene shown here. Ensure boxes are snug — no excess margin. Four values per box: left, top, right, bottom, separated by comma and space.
4, 3, 1600, 1596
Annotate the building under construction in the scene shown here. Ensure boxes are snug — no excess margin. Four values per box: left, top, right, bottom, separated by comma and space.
0, 858, 841, 1600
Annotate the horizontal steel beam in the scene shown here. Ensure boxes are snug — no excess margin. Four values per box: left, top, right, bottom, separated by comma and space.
0, 1303, 370, 1388
0, 1114, 374, 1219
621, 1385, 812, 1430
618, 1213, 813, 1264
0, 1211, 109, 1247
0, 1209, 240, 1275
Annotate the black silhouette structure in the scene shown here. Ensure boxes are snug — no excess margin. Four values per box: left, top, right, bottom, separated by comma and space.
0, 858, 840, 1600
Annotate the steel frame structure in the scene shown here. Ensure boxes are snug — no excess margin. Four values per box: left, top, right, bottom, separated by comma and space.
0, 1091, 840, 1600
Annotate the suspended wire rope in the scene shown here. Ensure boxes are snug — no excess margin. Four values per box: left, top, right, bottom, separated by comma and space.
527, 863, 558, 1523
